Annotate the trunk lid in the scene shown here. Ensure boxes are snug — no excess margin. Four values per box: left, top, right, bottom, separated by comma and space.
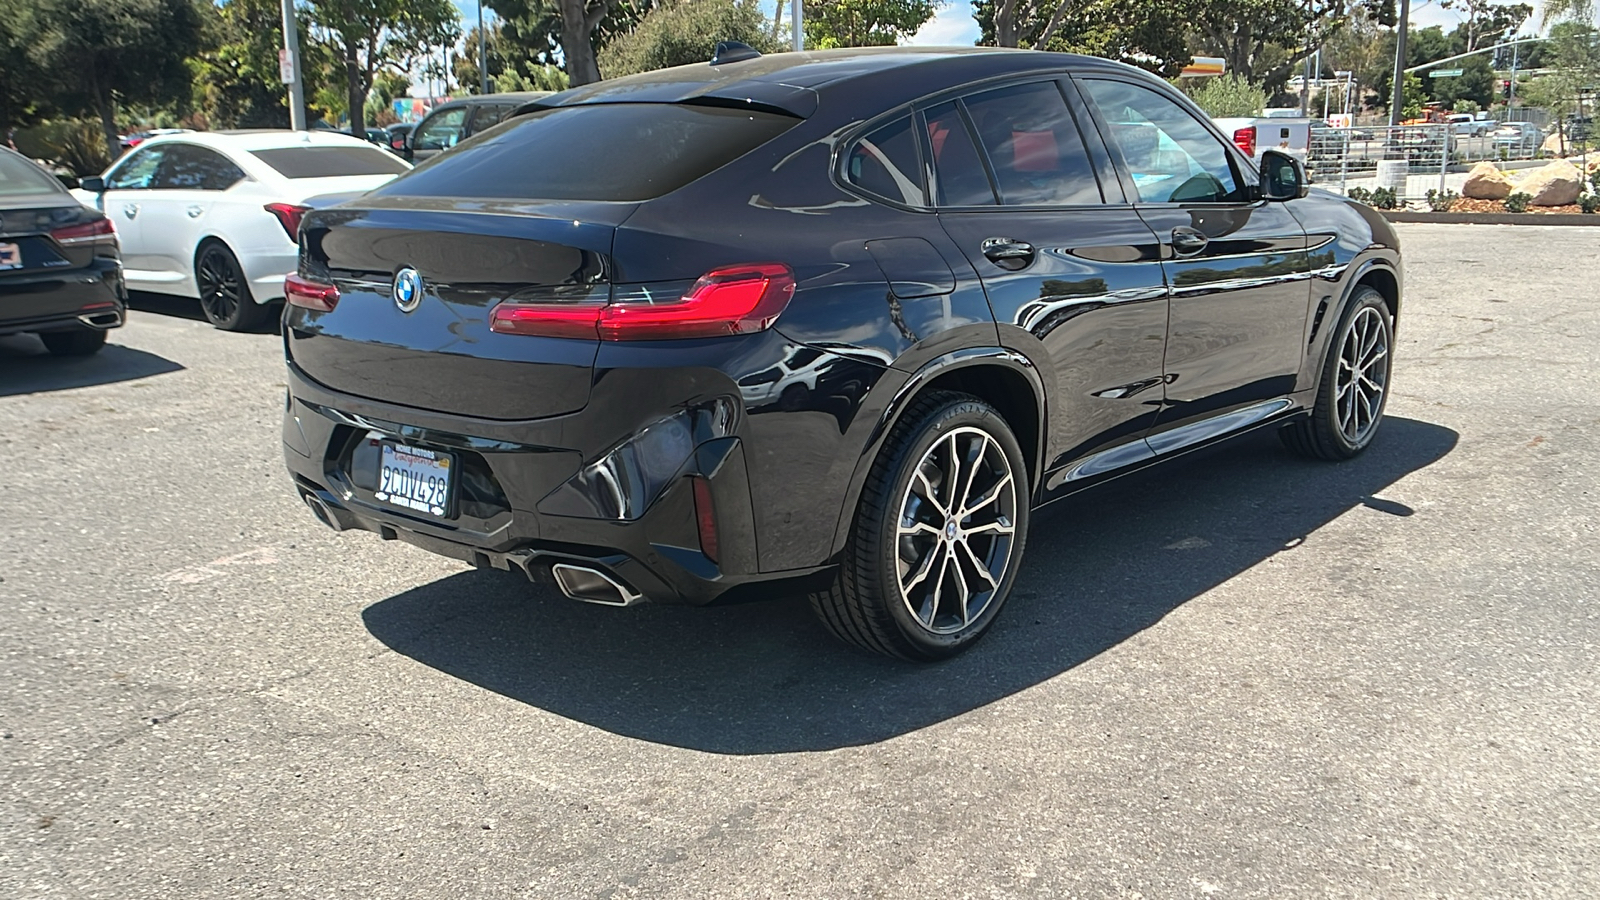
0, 194, 103, 276
286, 198, 636, 421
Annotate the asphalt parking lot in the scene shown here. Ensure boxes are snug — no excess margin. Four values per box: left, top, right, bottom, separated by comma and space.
3, 223, 1597, 898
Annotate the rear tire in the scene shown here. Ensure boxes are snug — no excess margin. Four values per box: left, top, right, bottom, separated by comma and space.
1280, 286, 1393, 460
40, 328, 107, 357
196, 241, 268, 332
810, 391, 1030, 661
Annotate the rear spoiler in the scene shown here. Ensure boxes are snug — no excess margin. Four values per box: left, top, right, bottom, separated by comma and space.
508, 81, 818, 121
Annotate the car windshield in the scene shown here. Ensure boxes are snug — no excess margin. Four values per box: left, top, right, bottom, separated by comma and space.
0, 150, 67, 197
249, 146, 410, 179
373, 102, 800, 202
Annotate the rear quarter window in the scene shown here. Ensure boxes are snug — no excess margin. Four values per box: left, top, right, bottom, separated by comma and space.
0, 150, 67, 197
373, 103, 800, 202
250, 146, 410, 179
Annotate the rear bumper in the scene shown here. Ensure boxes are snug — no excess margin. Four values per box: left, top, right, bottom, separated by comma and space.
0, 259, 126, 335
281, 361, 834, 605
241, 247, 297, 304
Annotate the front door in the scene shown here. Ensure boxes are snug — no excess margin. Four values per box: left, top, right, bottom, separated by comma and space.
1075, 77, 1312, 437
96, 144, 168, 287
927, 79, 1171, 485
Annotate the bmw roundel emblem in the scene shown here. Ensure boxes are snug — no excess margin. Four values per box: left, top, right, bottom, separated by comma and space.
393, 267, 424, 313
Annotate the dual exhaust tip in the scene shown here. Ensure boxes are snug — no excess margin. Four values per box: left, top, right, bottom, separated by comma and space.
77, 310, 124, 329
301, 490, 642, 607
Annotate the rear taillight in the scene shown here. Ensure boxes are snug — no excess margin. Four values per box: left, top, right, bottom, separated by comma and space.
489, 263, 796, 341
284, 273, 340, 312
265, 203, 311, 242
50, 216, 115, 244
1232, 126, 1256, 158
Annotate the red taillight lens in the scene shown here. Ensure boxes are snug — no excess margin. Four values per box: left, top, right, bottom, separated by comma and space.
1232, 126, 1256, 158
265, 203, 311, 242
50, 216, 115, 243
489, 263, 796, 341
690, 475, 719, 563
284, 273, 340, 312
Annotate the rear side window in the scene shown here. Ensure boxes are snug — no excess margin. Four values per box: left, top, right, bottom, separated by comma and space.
962, 82, 1102, 206
468, 104, 508, 134
249, 146, 410, 179
0, 150, 66, 196
105, 146, 166, 190
156, 144, 244, 190
924, 101, 996, 206
374, 103, 799, 202
845, 116, 923, 206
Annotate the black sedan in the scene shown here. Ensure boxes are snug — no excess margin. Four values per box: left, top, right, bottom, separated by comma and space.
282, 47, 1401, 660
0, 147, 125, 355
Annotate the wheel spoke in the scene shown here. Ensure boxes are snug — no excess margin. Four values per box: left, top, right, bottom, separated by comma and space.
948, 546, 971, 626
912, 469, 948, 519
965, 517, 1014, 537
957, 540, 999, 592
899, 521, 942, 539
954, 432, 989, 515
926, 546, 951, 627
901, 541, 940, 596
961, 472, 1012, 518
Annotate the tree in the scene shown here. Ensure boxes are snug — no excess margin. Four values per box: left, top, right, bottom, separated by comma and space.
802, 0, 938, 47
987, 0, 1074, 49
557, 0, 621, 85
601, 0, 778, 77
974, 0, 1193, 75
28, 0, 207, 158
1183, 75, 1268, 117
1190, 0, 1349, 92
0, 0, 54, 132
1441, 0, 1531, 52
309, 0, 459, 130
192, 0, 336, 129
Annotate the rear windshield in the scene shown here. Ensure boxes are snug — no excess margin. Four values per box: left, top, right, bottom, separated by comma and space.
0, 150, 67, 197
373, 103, 799, 202
250, 146, 410, 179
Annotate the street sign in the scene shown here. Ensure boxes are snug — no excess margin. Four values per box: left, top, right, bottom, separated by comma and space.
1429, 68, 1464, 78
279, 48, 295, 85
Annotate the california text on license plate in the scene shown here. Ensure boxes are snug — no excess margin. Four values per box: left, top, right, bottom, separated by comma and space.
374, 442, 452, 517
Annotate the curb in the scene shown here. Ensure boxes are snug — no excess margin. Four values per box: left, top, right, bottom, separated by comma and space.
1380, 210, 1600, 226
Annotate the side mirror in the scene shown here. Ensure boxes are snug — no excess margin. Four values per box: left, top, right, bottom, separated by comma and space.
80, 176, 106, 193
1259, 149, 1308, 201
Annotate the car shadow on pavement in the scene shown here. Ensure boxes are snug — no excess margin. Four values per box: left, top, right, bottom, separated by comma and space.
362, 416, 1458, 754
0, 333, 184, 397
128, 291, 282, 335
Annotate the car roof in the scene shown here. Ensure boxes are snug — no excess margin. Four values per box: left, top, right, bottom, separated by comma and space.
424, 91, 554, 112
138, 129, 379, 152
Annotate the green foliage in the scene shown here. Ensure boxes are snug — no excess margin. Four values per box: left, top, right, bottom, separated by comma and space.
1504, 191, 1531, 212
1183, 75, 1268, 118
1370, 186, 1397, 209
1401, 73, 1426, 121
600, 0, 779, 78
1346, 186, 1372, 203
13, 119, 115, 175
1425, 188, 1460, 212
1578, 193, 1600, 214
1190, 0, 1349, 92
972, 0, 1193, 76
803, 0, 937, 48
308, 0, 460, 128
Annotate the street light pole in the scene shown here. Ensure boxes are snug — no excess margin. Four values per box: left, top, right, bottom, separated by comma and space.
280, 0, 307, 131
1388, 0, 1411, 128
792, 0, 804, 51
479, 2, 490, 95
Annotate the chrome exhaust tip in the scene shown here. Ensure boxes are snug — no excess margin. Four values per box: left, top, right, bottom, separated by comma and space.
550, 562, 644, 607
77, 310, 124, 329
303, 492, 344, 532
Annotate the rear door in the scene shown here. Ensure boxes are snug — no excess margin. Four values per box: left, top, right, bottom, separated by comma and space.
1075, 76, 1311, 436
929, 78, 1171, 481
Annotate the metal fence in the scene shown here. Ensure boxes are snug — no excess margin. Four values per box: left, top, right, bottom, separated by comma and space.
1307, 123, 1549, 202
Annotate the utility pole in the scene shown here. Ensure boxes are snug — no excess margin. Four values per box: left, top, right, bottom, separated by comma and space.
1388, 0, 1411, 127
280, 0, 307, 131
478, 2, 490, 95
792, 0, 804, 51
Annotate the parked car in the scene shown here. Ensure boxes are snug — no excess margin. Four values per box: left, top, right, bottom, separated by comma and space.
1493, 121, 1543, 156
283, 47, 1402, 661
1212, 115, 1311, 165
75, 130, 409, 330
402, 92, 552, 162
1446, 113, 1492, 137
0, 147, 124, 355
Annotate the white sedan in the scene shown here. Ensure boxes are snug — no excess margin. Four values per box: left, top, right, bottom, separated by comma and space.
76, 130, 409, 330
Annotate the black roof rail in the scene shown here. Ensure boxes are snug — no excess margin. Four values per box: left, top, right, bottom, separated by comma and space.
711, 41, 762, 66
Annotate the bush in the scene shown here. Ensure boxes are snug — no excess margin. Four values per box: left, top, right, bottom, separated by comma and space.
1183, 75, 1268, 118
1579, 193, 1600, 214
1425, 188, 1459, 212
1505, 191, 1532, 212
14, 119, 113, 177
1346, 186, 1372, 204
1371, 186, 1398, 210
600, 0, 781, 78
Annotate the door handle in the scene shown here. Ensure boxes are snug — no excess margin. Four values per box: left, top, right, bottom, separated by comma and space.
981, 237, 1035, 270
1170, 227, 1208, 256
122, 204, 139, 219
186, 205, 204, 218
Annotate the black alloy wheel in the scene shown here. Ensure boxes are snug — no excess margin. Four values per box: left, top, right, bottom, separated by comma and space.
811, 391, 1030, 660
196, 242, 268, 331
1281, 286, 1394, 460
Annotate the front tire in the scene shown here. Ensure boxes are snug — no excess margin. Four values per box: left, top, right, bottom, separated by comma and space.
810, 392, 1030, 660
40, 328, 107, 357
1280, 286, 1393, 460
196, 242, 268, 332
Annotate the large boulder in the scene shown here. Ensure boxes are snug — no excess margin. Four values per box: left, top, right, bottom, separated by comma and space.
1515, 160, 1584, 207
1462, 161, 1514, 200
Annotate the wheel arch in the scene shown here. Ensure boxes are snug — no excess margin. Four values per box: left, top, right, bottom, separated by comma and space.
828, 348, 1048, 558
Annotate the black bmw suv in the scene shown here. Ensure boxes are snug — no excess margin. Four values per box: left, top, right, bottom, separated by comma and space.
282, 47, 1400, 660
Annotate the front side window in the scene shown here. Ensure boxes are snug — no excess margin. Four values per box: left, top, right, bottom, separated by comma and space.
962, 82, 1103, 206
414, 107, 468, 151
155, 144, 244, 191
1080, 79, 1244, 204
844, 115, 923, 206
105, 147, 166, 190
923, 101, 996, 207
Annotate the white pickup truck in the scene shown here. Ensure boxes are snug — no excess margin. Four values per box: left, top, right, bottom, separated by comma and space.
1212, 116, 1312, 166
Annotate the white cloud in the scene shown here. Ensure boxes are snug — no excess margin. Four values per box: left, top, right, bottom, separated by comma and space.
902, 2, 981, 47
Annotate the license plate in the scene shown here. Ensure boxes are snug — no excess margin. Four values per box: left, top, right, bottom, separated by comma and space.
374, 442, 453, 518
0, 242, 19, 269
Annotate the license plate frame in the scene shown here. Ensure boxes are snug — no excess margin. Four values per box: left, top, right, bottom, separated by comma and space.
373, 440, 455, 519
0, 242, 20, 270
